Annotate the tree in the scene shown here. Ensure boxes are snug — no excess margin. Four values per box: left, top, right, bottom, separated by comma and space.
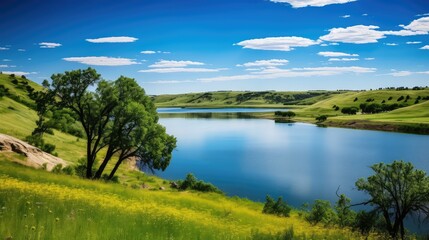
40, 68, 176, 179
274, 111, 295, 119
355, 161, 429, 239
341, 107, 358, 115
315, 115, 327, 122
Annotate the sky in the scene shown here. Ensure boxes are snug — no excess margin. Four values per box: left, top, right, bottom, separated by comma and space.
1, 0, 429, 95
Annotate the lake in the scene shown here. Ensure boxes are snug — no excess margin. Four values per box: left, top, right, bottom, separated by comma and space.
156, 108, 429, 231
157, 107, 286, 113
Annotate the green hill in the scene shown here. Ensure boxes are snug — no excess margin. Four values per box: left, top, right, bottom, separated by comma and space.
153, 90, 342, 108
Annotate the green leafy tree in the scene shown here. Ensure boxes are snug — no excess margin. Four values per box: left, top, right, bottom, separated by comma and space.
262, 195, 291, 217
40, 68, 176, 179
315, 115, 327, 122
355, 160, 429, 239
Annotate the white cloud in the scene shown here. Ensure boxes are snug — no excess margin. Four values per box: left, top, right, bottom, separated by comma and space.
416, 13, 429, 17
385, 43, 398, 46
389, 71, 412, 77
237, 59, 289, 67
28, 58, 32, 61
2, 71, 31, 76
63, 56, 139, 66
0, 65, 8, 67
328, 58, 359, 61
402, 17, 429, 33
236, 36, 320, 51
199, 66, 376, 82
362, 13, 368, 16
318, 51, 358, 57
86, 36, 138, 43
269, 0, 356, 8
3, 59, 11, 62
18, 49, 26, 52
406, 41, 422, 44
39, 42, 62, 48
141, 50, 156, 54
320, 25, 385, 44
364, 58, 375, 60
139, 68, 225, 73
420, 45, 429, 50
341, 15, 351, 18
149, 60, 205, 68
0, 47, 9, 50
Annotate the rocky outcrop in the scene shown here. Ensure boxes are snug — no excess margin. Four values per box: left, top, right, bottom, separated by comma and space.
0, 134, 67, 171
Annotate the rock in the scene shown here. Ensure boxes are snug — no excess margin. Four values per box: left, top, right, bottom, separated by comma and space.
159, 186, 165, 190
0, 134, 67, 171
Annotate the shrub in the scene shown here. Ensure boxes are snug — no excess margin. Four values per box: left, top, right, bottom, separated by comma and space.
42, 143, 56, 154
388, 96, 393, 100
61, 165, 74, 175
397, 96, 404, 101
274, 111, 296, 118
262, 195, 291, 217
74, 158, 97, 178
306, 200, 337, 225
353, 211, 379, 236
178, 173, 222, 193
315, 115, 327, 122
353, 97, 358, 102
341, 107, 359, 115
51, 164, 63, 174
334, 106, 339, 111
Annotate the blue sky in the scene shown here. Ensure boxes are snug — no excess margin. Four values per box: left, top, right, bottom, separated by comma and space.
1, 0, 429, 94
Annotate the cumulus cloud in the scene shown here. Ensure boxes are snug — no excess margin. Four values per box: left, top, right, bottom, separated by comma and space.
236, 36, 320, 51
0, 47, 9, 50
86, 36, 138, 43
199, 66, 376, 82
139, 68, 225, 73
318, 51, 358, 57
63, 56, 139, 66
269, 0, 356, 8
420, 45, 429, 50
320, 25, 385, 44
384, 17, 429, 36
406, 41, 422, 44
149, 60, 205, 68
341, 15, 351, 18
237, 59, 289, 67
328, 58, 359, 61
39, 42, 62, 48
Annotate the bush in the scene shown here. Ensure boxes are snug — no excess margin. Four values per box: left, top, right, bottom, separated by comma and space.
274, 111, 296, 118
353, 210, 379, 236
262, 195, 291, 217
306, 200, 337, 225
397, 96, 404, 101
353, 97, 358, 102
341, 107, 359, 115
388, 96, 393, 100
51, 164, 63, 174
178, 173, 222, 193
315, 115, 327, 122
74, 158, 97, 178
61, 165, 74, 175
42, 143, 56, 154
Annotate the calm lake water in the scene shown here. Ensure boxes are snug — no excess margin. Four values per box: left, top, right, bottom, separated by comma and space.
157, 107, 286, 113
156, 108, 429, 231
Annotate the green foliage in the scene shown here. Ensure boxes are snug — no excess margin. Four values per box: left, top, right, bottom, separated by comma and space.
51, 164, 63, 174
178, 173, 222, 193
251, 227, 294, 240
306, 200, 337, 225
341, 106, 359, 115
274, 111, 296, 118
359, 102, 405, 114
335, 194, 356, 227
61, 165, 74, 175
315, 115, 327, 122
262, 195, 291, 217
355, 160, 429, 239
397, 95, 404, 101
353, 210, 379, 237
0, 84, 9, 98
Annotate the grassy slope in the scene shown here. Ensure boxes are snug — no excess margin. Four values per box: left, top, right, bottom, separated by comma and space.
153, 91, 339, 108
0, 157, 363, 240
0, 74, 364, 239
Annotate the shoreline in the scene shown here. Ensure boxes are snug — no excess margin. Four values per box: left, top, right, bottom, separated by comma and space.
157, 106, 429, 135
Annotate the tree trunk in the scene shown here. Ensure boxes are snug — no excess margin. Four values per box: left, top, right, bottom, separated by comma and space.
86, 139, 94, 178
108, 158, 124, 180
93, 147, 114, 179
